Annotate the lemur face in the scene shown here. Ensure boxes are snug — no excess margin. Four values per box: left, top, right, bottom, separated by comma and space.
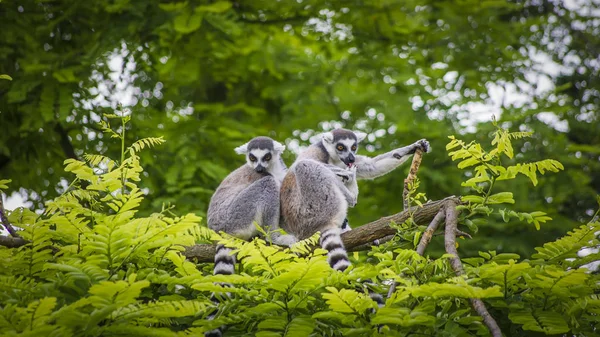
322, 129, 367, 168
235, 136, 286, 174
247, 148, 275, 173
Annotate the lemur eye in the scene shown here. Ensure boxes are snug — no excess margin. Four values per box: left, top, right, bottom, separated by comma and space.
249, 154, 257, 162
351, 145, 357, 151
264, 153, 272, 161
336, 145, 345, 151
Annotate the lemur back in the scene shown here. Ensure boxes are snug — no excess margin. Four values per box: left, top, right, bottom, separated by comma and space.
281, 128, 431, 273
205, 136, 295, 337
281, 131, 360, 272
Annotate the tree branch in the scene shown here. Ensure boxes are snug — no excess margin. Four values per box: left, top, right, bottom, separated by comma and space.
403, 149, 423, 211
415, 209, 445, 255
0, 234, 26, 247
388, 148, 425, 298
0, 193, 20, 238
0, 196, 461, 261
180, 197, 459, 263
444, 200, 502, 337
54, 123, 78, 160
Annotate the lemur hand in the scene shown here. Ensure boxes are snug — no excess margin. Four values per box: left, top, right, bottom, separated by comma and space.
329, 166, 352, 183
412, 139, 431, 153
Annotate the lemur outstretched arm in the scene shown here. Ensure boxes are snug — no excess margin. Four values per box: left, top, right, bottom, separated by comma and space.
355, 139, 430, 180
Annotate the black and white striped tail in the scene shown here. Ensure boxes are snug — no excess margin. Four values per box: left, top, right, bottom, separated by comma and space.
213, 244, 235, 276
320, 228, 350, 272
205, 245, 235, 337
365, 282, 385, 308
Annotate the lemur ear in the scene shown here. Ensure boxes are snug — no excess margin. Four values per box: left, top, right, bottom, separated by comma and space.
234, 142, 249, 155
354, 131, 367, 143
321, 132, 334, 144
273, 140, 286, 153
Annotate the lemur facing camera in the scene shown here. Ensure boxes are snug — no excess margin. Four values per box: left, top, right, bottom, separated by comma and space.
207, 136, 297, 276
205, 136, 297, 337
280, 128, 430, 272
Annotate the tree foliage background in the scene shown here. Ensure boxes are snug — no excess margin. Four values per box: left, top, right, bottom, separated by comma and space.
0, 0, 598, 260
1, 1, 600, 336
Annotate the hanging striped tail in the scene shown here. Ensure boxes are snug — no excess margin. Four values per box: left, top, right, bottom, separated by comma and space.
205, 245, 236, 337
319, 228, 383, 310
320, 227, 351, 272
364, 281, 385, 308
213, 244, 235, 276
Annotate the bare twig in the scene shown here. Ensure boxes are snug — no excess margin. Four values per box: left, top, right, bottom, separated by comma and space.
403, 149, 423, 211
0, 194, 20, 238
388, 149, 425, 298
415, 210, 445, 255
455, 229, 473, 239
444, 201, 502, 337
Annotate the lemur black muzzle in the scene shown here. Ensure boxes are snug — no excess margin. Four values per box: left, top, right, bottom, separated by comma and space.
255, 165, 266, 173
342, 153, 355, 167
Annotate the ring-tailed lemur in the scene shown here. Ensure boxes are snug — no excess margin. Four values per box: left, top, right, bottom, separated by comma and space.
280, 128, 430, 272
205, 136, 296, 337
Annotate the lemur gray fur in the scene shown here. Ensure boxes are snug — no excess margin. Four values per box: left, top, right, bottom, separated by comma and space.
205, 136, 296, 337
280, 128, 430, 273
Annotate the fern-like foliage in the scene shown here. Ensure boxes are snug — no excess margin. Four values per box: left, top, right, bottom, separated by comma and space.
532, 222, 600, 262
127, 136, 166, 154
0, 120, 599, 337
0, 117, 213, 336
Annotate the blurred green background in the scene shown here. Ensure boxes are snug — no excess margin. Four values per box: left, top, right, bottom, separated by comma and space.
0, 0, 598, 257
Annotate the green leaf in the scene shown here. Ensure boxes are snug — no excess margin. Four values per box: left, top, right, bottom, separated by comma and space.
52, 68, 78, 83
269, 259, 329, 293
457, 157, 480, 169
0, 74, 12, 80
409, 282, 503, 299
461, 195, 485, 204
322, 287, 376, 314
159, 1, 188, 11
532, 223, 599, 261
284, 315, 315, 336
174, 11, 203, 34
509, 309, 570, 334
195, 1, 232, 13
372, 307, 435, 327
486, 192, 515, 204
0, 179, 11, 189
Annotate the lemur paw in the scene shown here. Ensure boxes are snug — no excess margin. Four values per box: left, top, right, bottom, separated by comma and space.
414, 139, 431, 153
273, 234, 297, 247
334, 168, 353, 183
341, 166, 356, 182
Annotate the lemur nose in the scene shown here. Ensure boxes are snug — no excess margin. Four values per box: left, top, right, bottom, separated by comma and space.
348, 153, 355, 163
255, 165, 266, 173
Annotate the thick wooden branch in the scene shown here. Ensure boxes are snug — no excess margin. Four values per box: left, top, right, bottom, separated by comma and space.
0, 197, 461, 261
0, 235, 27, 248
182, 196, 460, 263
444, 200, 502, 337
